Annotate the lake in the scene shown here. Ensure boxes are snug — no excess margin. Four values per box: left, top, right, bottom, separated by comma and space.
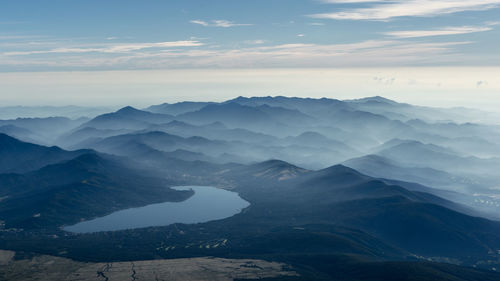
64, 186, 250, 233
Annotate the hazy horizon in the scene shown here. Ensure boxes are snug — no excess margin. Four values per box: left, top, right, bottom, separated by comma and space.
4, 1, 500, 280
1, 67, 500, 111
2, 0, 500, 112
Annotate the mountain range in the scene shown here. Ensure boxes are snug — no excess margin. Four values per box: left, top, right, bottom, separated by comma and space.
2, 96, 500, 280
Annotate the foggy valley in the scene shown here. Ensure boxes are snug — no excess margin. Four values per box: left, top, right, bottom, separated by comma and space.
2, 96, 500, 280
3, 0, 500, 280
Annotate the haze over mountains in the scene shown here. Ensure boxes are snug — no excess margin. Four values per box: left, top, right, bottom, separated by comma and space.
2, 96, 500, 280
4, 96, 500, 215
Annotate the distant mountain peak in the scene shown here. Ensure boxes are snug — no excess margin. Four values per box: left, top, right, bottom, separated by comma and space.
229, 96, 253, 102
348, 96, 399, 105
116, 106, 140, 114
166, 120, 190, 126
259, 159, 296, 167
319, 164, 363, 175
250, 159, 309, 181
206, 121, 227, 129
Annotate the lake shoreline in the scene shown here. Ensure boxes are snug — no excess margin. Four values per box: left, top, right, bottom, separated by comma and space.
63, 186, 250, 234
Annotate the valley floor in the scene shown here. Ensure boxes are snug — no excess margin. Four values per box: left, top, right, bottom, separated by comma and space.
0, 250, 297, 281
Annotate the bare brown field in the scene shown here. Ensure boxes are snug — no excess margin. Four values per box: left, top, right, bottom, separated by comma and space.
0, 250, 297, 281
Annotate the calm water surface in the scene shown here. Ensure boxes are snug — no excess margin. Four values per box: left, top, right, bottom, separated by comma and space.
64, 186, 250, 233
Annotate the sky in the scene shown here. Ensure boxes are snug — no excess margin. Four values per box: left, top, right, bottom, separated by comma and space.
1, 0, 500, 108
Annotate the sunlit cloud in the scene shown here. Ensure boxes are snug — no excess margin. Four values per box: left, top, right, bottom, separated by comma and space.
384, 26, 493, 38
1, 39, 472, 69
244, 40, 266, 45
0, 35, 46, 40
477, 80, 489, 87
3, 41, 204, 56
311, 0, 500, 20
0, 28, 484, 71
190, 19, 252, 27
308, 22, 325, 26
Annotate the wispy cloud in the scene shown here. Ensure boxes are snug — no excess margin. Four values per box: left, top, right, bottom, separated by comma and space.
3, 41, 204, 56
384, 25, 493, 38
0, 35, 46, 40
477, 80, 489, 87
311, 0, 500, 20
190, 19, 252, 27
0, 36, 479, 69
190, 20, 210, 26
244, 40, 266, 45
172, 40, 472, 68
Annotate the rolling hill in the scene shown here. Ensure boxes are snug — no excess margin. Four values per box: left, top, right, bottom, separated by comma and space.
0, 152, 192, 229
80, 106, 174, 130
0, 133, 91, 174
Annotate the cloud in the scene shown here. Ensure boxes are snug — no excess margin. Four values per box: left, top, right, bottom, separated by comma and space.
3, 41, 204, 56
127, 40, 473, 69
0, 37, 479, 69
0, 35, 46, 40
477, 80, 488, 87
297, 34, 306, 37
384, 26, 493, 38
190, 19, 252, 27
244, 40, 266, 45
373, 76, 396, 84
311, 0, 500, 20
190, 20, 209, 27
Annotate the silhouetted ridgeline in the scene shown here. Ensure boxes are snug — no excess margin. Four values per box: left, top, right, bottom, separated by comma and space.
2, 96, 500, 280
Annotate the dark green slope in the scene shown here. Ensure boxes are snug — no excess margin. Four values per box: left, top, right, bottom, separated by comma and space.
226, 163, 500, 259
0, 133, 90, 173
2, 138, 500, 280
0, 153, 192, 229
327, 196, 500, 257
